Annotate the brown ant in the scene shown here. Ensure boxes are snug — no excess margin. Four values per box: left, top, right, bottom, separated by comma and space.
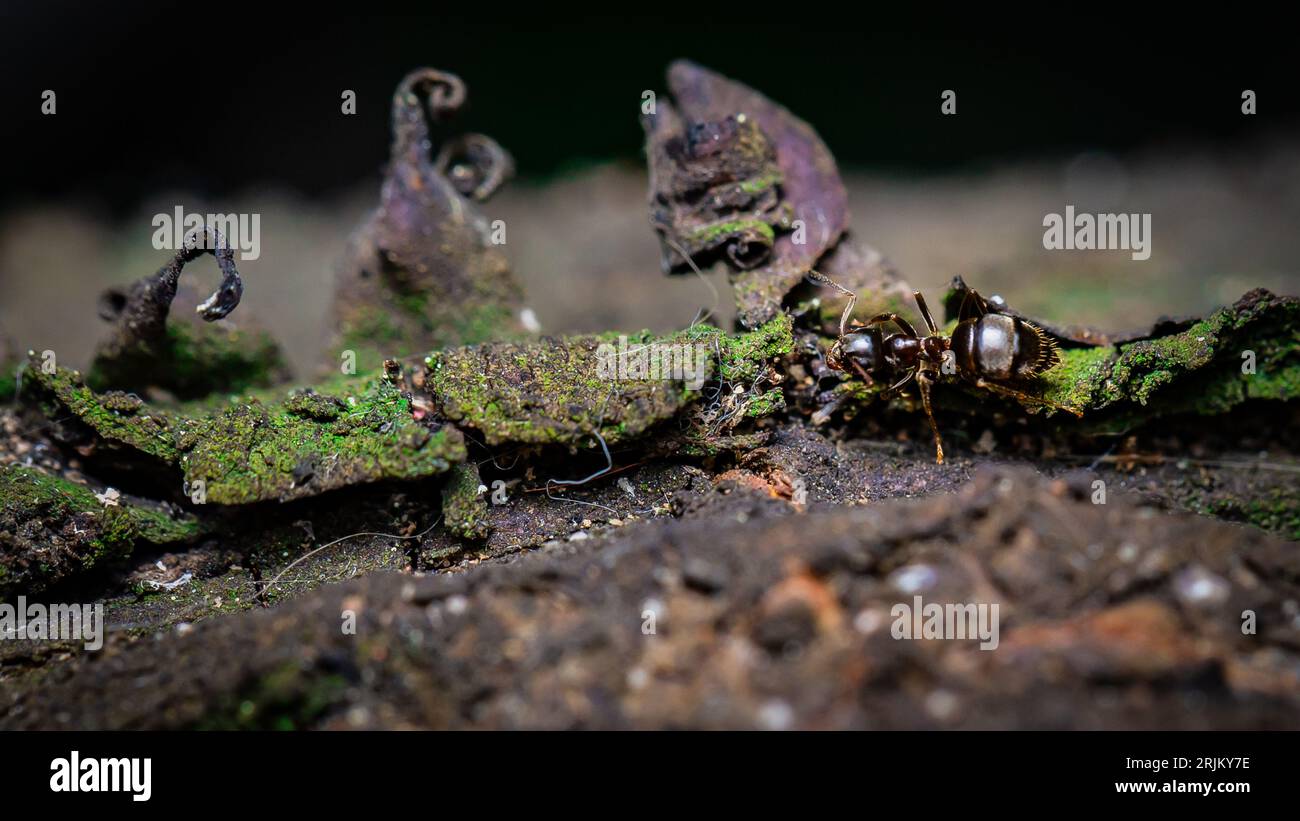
809, 272, 1082, 464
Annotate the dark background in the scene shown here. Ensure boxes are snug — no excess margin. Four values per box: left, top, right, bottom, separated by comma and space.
1, 5, 1294, 209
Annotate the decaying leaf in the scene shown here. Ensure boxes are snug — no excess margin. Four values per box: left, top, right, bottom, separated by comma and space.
88, 227, 290, 400
645, 61, 849, 328
329, 68, 526, 374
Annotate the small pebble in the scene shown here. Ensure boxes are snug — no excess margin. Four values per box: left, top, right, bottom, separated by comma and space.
1173, 565, 1231, 607
925, 690, 960, 722
853, 609, 885, 634
757, 699, 794, 731
889, 564, 938, 594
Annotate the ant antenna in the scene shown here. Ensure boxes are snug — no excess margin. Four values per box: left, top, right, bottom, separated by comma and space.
806, 270, 857, 338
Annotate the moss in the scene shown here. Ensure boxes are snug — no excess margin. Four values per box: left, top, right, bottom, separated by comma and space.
441, 462, 490, 540
334, 305, 407, 375
424, 317, 796, 448
1029, 291, 1300, 425
177, 377, 466, 505
680, 313, 794, 384
738, 171, 783, 195
28, 360, 181, 461
740, 387, 786, 418
1038, 346, 1115, 411
425, 333, 704, 447
683, 314, 794, 418
1197, 485, 1300, 542
88, 320, 291, 400
689, 218, 776, 247
1241, 487, 1300, 542
28, 362, 465, 505
0, 465, 199, 594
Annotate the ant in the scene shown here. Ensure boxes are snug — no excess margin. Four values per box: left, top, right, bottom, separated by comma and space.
809, 272, 1081, 464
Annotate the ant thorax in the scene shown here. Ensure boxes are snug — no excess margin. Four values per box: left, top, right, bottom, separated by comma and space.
920, 335, 948, 363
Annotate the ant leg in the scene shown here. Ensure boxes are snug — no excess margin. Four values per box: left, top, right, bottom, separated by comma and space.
863, 312, 917, 338
957, 287, 989, 321
913, 292, 940, 334
974, 379, 1084, 417
811, 382, 859, 426
811, 393, 843, 426
807, 270, 857, 339
917, 372, 945, 464
880, 370, 914, 398
848, 359, 875, 386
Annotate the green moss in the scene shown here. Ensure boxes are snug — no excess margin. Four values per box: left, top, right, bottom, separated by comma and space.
738, 171, 783, 195
336, 301, 519, 375
28, 362, 465, 505
177, 378, 466, 504
441, 463, 489, 540
1241, 487, 1300, 542
424, 316, 796, 447
344, 306, 406, 344
689, 218, 776, 247
1038, 346, 1115, 411
1031, 292, 1299, 424
28, 361, 181, 461
680, 314, 793, 383
683, 314, 793, 418
0, 465, 198, 542
0, 465, 199, 593
426, 333, 703, 447
88, 320, 291, 400
1201, 485, 1300, 542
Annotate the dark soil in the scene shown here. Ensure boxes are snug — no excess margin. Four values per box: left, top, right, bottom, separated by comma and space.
4, 406, 1299, 730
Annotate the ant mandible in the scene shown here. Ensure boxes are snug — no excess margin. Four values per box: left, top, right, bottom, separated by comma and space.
810, 271, 1082, 464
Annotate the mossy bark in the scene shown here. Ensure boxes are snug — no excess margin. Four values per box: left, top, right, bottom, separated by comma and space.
0, 465, 199, 595
24, 362, 466, 505
1033, 289, 1299, 427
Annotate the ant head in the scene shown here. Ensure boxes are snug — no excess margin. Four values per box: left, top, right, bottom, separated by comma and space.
826, 338, 847, 372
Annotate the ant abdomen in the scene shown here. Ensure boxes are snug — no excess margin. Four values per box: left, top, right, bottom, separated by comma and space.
951, 314, 1060, 381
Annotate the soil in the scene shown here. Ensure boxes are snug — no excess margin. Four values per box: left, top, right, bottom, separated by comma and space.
3, 401, 1299, 730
